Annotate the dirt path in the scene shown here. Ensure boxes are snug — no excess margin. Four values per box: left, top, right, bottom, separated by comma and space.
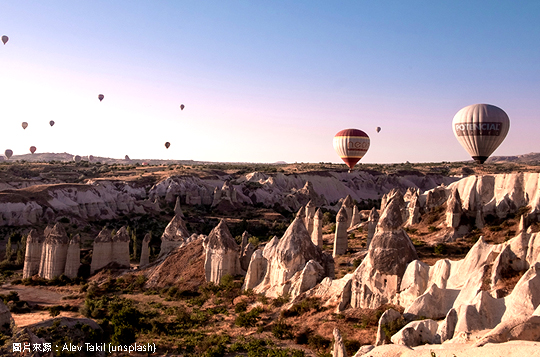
0, 284, 67, 305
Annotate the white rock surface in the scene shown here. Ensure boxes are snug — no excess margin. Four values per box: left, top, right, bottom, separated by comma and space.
203, 219, 242, 284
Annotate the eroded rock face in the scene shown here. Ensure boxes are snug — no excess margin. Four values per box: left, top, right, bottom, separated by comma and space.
446, 188, 463, 228
203, 220, 241, 284
23, 229, 44, 279
391, 319, 439, 347
350, 193, 418, 309
247, 217, 334, 298
38, 224, 69, 279
140, 233, 151, 267
367, 207, 379, 248
376, 308, 402, 346
312, 208, 324, 247
332, 328, 347, 357
159, 215, 190, 257
90, 227, 131, 274
64, 234, 80, 279
333, 206, 349, 257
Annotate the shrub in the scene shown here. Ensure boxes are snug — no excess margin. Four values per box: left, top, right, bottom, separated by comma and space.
235, 307, 262, 328
272, 320, 293, 340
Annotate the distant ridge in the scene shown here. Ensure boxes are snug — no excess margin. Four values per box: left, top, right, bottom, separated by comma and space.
487, 152, 540, 163
5, 152, 203, 165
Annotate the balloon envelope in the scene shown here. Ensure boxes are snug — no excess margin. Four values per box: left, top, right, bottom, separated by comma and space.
452, 104, 510, 164
49, 120, 55, 127
1, 35, 8, 45
333, 129, 370, 169
165, 142, 170, 149
376, 127, 381, 133
4, 149, 13, 159
98, 94, 104, 102
73, 155, 81, 162
30, 146, 36, 154
180, 104, 185, 110
22, 122, 28, 130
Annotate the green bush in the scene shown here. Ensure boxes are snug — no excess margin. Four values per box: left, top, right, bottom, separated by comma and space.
235, 307, 263, 328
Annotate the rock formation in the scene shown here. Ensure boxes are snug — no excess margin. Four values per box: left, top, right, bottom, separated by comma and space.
159, 214, 190, 257
311, 208, 323, 247
305, 200, 316, 235
64, 234, 80, 279
342, 195, 354, 228
174, 196, 185, 217
350, 205, 361, 228
245, 216, 334, 299
333, 206, 349, 257
332, 328, 347, 357
203, 220, 242, 284
38, 224, 69, 279
212, 181, 239, 211
376, 308, 402, 346
90, 227, 131, 273
240, 243, 255, 272
350, 191, 418, 309
405, 193, 420, 226
367, 207, 379, 248
22, 229, 44, 279
445, 188, 463, 228
139, 233, 151, 267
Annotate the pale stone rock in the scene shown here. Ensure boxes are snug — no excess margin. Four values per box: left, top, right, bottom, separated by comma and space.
90, 228, 113, 274
333, 206, 349, 257
446, 188, 463, 228
501, 262, 540, 321
305, 200, 316, 235
453, 291, 506, 336
332, 328, 347, 357
405, 283, 460, 320
398, 260, 430, 309
64, 234, 80, 279
351, 195, 418, 309
287, 259, 326, 299
174, 196, 184, 217
251, 217, 334, 297
350, 206, 361, 228
367, 207, 379, 248
23, 229, 44, 279
425, 186, 448, 209
38, 224, 69, 279
112, 226, 131, 268
204, 219, 241, 284
240, 242, 255, 272
159, 214, 190, 257
437, 307, 458, 343
390, 319, 439, 347
240, 231, 251, 256
139, 233, 151, 267
474, 315, 540, 346
405, 194, 420, 226
299, 274, 353, 312
342, 195, 354, 228
243, 249, 267, 290
376, 308, 402, 346
311, 208, 324, 247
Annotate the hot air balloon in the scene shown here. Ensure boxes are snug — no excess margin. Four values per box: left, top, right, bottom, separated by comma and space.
22, 122, 28, 130
4, 149, 13, 159
180, 104, 185, 110
376, 127, 381, 133
98, 94, 104, 102
30, 146, 36, 154
452, 104, 510, 164
73, 155, 81, 163
1, 35, 8, 45
49, 120, 55, 127
88, 155, 94, 162
333, 129, 370, 170
165, 142, 170, 149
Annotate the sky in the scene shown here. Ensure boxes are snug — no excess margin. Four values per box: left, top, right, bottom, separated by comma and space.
1, 1, 539, 164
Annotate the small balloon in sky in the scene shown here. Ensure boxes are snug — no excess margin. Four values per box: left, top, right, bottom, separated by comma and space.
4, 149, 13, 159
73, 155, 81, 162
376, 126, 381, 133
333, 128, 370, 170
30, 146, 37, 154
98, 94, 104, 102
49, 120, 55, 127
452, 103, 510, 164
180, 104, 185, 110
88, 155, 94, 162
22, 122, 28, 130
1, 35, 8, 45
165, 142, 171, 149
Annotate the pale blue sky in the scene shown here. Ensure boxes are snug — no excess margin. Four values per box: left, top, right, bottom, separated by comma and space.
1, 1, 539, 163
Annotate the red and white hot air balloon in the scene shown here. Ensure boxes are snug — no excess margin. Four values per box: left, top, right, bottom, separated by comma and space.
333, 129, 370, 170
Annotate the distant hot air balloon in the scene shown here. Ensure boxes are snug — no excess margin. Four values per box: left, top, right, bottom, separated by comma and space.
30, 146, 36, 154
49, 120, 55, 127
4, 149, 13, 159
73, 155, 81, 163
125, 155, 131, 161
88, 155, 94, 162
98, 94, 104, 102
22, 122, 28, 130
376, 127, 381, 133
1, 35, 8, 45
165, 142, 170, 149
452, 104, 510, 164
180, 104, 185, 110
333, 129, 370, 170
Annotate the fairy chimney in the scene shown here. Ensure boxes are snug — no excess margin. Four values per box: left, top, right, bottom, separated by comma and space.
204, 220, 241, 284
23, 230, 44, 279
38, 224, 69, 279
312, 208, 324, 247
174, 196, 185, 218
64, 234, 80, 279
367, 207, 380, 248
445, 188, 463, 228
112, 227, 131, 268
342, 195, 354, 228
333, 206, 349, 257
90, 228, 113, 274
305, 200, 317, 235
139, 233, 152, 267
159, 214, 190, 257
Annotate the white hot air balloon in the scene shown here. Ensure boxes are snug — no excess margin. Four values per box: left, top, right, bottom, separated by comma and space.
452, 104, 510, 164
